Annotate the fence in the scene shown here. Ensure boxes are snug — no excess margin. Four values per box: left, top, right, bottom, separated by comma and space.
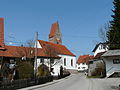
53, 71, 70, 80
0, 76, 53, 90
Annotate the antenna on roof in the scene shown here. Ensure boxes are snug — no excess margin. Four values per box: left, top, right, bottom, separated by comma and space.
8, 33, 15, 45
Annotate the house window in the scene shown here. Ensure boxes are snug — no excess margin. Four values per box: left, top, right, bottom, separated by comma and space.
71, 59, 73, 66
50, 59, 54, 64
40, 58, 44, 63
10, 59, 15, 64
89, 61, 93, 64
83, 63, 85, 65
113, 59, 120, 64
64, 58, 66, 66
82, 67, 85, 69
99, 45, 102, 50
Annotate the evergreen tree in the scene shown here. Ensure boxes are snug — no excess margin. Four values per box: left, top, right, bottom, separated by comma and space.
107, 0, 120, 49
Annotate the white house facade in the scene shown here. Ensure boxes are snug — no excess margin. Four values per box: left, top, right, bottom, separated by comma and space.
93, 43, 108, 57
36, 58, 62, 76
58, 55, 76, 70
35, 40, 76, 76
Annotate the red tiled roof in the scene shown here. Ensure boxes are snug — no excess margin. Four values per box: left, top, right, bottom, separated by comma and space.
77, 55, 94, 64
0, 40, 75, 58
37, 48, 60, 58
49, 22, 58, 38
38, 40, 75, 56
0, 45, 35, 58
0, 45, 59, 58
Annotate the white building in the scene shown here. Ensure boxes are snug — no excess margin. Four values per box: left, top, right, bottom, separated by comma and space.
76, 55, 93, 72
92, 43, 108, 57
35, 40, 76, 76
102, 50, 120, 77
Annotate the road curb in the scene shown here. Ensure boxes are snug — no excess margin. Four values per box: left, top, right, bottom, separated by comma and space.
18, 80, 59, 90
18, 75, 72, 90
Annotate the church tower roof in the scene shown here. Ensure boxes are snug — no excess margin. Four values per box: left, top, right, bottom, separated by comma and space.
49, 22, 59, 38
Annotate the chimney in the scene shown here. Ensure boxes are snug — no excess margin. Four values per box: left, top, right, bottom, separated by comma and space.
0, 18, 5, 49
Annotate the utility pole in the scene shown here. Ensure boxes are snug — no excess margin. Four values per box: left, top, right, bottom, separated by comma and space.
34, 32, 38, 78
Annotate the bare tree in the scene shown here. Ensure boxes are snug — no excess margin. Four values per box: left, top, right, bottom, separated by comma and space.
45, 44, 57, 57
26, 40, 35, 48
16, 47, 35, 60
16, 40, 35, 60
99, 22, 110, 42
44, 44, 59, 72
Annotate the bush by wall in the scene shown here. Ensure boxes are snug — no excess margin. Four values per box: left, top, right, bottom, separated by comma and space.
17, 60, 34, 79
37, 64, 50, 78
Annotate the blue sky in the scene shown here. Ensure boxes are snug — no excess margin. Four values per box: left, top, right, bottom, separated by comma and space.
0, 0, 113, 57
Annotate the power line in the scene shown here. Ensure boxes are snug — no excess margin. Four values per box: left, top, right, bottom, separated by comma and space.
38, 33, 98, 39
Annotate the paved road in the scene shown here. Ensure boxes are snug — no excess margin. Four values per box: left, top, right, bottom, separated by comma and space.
33, 73, 89, 90
22, 73, 120, 90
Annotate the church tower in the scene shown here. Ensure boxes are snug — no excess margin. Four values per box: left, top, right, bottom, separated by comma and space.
49, 22, 62, 44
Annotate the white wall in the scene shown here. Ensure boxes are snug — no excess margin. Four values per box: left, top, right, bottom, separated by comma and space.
58, 55, 76, 70
35, 57, 62, 76
51, 59, 62, 76
103, 57, 120, 77
34, 58, 50, 71
34, 41, 42, 48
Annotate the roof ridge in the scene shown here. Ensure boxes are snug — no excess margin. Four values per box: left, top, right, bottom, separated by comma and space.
38, 40, 65, 47
5, 45, 35, 49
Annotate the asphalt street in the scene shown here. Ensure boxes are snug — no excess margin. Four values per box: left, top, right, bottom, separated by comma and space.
20, 73, 120, 90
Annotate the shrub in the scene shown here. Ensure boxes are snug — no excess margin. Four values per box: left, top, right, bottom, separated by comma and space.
37, 64, 50, 78
91, 62, 106, 77
17, 60, 34, 79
